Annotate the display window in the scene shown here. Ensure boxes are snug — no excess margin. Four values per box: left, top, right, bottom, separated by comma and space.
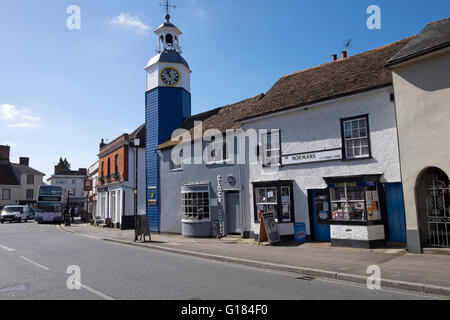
182, 191, 210, 222
329, 181, 381, 222
253, 181, 294, 223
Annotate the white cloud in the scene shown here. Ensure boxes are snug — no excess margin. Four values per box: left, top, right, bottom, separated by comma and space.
110, 13, 150, 35
190, 0, 206, 17
8, 122, 39, 128
0, 104, 41, 129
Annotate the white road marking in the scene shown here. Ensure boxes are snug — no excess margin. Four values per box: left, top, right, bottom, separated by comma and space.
0, 244, 15, 252
76, 282, 115, 300
19, 256, 50, 271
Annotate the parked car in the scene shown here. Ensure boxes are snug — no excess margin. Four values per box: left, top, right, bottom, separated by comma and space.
0, 206, 30, 223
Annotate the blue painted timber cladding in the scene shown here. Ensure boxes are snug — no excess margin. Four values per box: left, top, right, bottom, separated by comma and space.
145, 86, 191, 232
385, 183, 406, 243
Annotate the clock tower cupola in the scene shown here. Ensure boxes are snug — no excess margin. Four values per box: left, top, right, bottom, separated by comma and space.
145, 2, 191, 232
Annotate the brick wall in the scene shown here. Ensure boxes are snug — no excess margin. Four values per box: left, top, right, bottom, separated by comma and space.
98, 145, 129, 184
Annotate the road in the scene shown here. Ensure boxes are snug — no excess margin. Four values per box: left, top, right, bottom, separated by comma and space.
0, 221, 439, 300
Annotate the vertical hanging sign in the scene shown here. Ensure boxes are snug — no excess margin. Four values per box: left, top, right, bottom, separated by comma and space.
217, 175, 224, 238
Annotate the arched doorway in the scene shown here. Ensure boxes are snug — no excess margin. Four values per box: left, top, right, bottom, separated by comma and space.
415, 167, 450, 248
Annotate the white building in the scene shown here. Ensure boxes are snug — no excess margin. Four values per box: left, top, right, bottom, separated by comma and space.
86, 160, 99, 218
47, 166, 87, 211
158, 37, 411, 249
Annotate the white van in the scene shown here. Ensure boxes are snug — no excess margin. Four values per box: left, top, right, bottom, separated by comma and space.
0, 206, 31, 223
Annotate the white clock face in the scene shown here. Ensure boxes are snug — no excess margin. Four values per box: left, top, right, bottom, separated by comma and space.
160, 67, 180, 86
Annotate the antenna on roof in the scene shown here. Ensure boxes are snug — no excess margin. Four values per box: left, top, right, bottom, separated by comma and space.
343, 38, 352, 49
160, 0, 176, 21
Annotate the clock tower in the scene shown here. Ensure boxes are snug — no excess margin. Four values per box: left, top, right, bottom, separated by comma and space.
145, 10, 191, 232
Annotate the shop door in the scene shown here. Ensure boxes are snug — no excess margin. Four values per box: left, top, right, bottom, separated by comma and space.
385, 183, 406, 243
310, 190, 331, 242
226, 191, 241, 235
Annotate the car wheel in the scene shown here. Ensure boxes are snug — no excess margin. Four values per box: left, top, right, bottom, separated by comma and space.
0, 221, 3, 224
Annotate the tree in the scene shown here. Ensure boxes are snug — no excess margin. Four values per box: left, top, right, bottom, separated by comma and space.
57, 157, 71, 170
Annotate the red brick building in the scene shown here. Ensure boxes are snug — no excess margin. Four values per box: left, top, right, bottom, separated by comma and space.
97, 125, 145, 229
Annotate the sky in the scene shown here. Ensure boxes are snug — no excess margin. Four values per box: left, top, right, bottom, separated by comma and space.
0, 0, 449, 179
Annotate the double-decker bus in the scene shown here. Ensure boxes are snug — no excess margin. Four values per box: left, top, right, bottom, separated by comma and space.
36, 185, 63, 224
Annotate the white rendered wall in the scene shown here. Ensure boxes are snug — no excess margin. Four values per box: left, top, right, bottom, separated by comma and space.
242, 87, 402, 236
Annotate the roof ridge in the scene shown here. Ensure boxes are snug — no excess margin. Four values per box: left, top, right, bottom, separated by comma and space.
281, 36, 415, 79
186, 93, 264, 120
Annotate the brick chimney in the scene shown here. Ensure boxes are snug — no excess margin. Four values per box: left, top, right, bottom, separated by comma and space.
100, 139, 106, 150
0, 145, 10, 163
341, 51, 348, 59
19, 157, 29, 166
332, 54, 338, 62
55, 164, 66, 174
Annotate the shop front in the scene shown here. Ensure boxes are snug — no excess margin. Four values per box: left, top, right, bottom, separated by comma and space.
323, 175, 386, 248
251, 181, 295, 241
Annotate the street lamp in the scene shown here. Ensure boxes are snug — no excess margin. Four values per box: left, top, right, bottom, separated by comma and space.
133, 138, 140, 232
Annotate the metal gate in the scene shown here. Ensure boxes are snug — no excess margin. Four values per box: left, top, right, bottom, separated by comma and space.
425, 179, 450, 247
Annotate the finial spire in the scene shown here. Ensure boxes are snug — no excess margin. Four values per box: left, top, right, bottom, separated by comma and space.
160, 0, 176, 21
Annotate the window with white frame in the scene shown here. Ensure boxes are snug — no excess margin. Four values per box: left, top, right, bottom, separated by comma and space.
170, 148, 183, 171
342, 116, 370, 159
261, 130, 281, 167
181, 190, 210, 222
255, 187, 278, 222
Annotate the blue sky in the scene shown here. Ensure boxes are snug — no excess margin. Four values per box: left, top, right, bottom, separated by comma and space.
0, 0, 449, 178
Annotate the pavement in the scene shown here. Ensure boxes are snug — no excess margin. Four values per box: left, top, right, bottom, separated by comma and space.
0, 221, 435, 300
60, 221, 450, 297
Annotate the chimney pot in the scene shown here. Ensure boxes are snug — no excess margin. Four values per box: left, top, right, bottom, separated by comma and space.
0, 145, 10, 163
341, 51, 348, 59
332, 54, 338, 62
19, 157, 29, 166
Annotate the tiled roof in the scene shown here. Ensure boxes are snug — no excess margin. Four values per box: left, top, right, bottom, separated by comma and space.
0, 164, 20, 185
387, 17, 450, 66
158, 94, 265, 150
11, 163, 45, 176
158, 37, 411, 150
240, 37, 413, 122
99, 124, 145, 156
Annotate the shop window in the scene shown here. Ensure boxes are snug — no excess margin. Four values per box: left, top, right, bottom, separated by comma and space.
254, 183, 294, 224
341, 115, 371, 159
182, 191, 210, 222
330, 181, 381, 222
2, 189, 11, 201
261, 130, 281, 167
255, 187, 278, 222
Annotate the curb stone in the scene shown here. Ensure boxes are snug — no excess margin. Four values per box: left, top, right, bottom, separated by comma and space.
60, 225, 450, 297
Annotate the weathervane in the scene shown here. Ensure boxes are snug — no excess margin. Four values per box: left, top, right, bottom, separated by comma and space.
160, 0, 176, 21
